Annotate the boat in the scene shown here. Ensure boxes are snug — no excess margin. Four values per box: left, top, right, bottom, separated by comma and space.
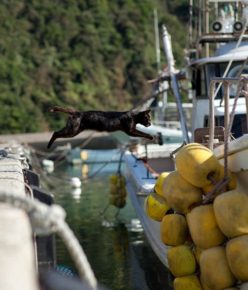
124, 0, 248, 287
66, 147, 122, 165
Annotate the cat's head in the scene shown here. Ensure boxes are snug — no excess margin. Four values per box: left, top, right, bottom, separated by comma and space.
136, 110, 151, 127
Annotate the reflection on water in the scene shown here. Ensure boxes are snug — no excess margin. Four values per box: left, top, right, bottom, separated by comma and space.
50, 160, 173, 290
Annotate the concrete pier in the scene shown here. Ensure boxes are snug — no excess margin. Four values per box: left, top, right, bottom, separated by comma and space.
0, 144, 39, 290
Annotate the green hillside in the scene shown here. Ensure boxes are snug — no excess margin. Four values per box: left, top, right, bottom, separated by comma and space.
0, 0, 188, 133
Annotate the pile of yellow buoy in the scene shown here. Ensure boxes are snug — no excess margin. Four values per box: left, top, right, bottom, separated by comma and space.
109, 174, 127, 208
145, 143, 248, 290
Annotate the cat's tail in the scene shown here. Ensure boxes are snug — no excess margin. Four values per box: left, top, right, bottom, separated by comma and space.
49, 106, 78, 115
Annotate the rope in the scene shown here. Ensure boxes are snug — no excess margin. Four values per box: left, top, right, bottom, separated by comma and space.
117, 150, 125, 175
0, 190, 97, 290
128, 140, 162, 177
223, 80, 243, 177
129, 151, 159, 177
204, 78, 246, 203
142, 159, 160, 177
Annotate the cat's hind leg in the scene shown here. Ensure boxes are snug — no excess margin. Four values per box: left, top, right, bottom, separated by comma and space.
47, 126, 76, 149
47, 129, 63, 149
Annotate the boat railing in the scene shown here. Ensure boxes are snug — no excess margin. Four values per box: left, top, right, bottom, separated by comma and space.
208, 76, 248, 150
197, 32, 248, 44
192, 76, 248, 202
189, 0, 248, 59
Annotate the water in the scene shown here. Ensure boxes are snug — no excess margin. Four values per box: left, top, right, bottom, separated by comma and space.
48, 159, 173, 290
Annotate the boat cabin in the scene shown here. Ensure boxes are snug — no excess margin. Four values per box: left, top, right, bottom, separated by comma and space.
189, 50, 248, 139
188, 0, 248, 141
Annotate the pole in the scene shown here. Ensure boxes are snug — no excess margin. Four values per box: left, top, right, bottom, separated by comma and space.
205, 0, 210, 57
154, 9, 161, 72
162, 25, 190, 143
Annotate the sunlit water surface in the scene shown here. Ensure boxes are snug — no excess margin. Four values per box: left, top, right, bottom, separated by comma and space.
50, 160, 173, 290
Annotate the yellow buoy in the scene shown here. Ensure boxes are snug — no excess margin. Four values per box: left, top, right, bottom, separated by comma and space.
154, 172, 169, 196
167, 245, 196, 277
200, 275, 211, 290
173, 275, 202, 290
175, 143, 221, 187
109, 174, 127, 208
226, 235, 248, 281
200, 280, 238, 290
202, 165, 237, 195
193, 246, 203, 264
200, 246, 236, 290
186, 204, 225, 249
160, 214, 188, 246
109, 194, 126, 208
214, 189, 248, 238
82, 164, 89, 179
109, 174, 126, 195
144, 193, 170, 221
80, 150, 88, 161
162, 171, 202, 214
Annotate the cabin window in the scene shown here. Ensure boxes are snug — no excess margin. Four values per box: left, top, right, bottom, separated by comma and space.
206, 62, 248, 99
206, 63, 222, 99
227, 64, 248, 97
195, 68, 207, 98
204, 114, 247, 138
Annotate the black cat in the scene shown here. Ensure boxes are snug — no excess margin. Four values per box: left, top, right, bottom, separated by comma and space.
47, 106, 153, 148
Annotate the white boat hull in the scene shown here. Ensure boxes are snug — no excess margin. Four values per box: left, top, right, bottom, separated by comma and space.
124, 144, 179, 267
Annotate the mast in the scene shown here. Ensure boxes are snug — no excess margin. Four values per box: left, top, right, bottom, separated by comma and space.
162, 25, 190, 143
189, 0, 193, 50
154, 8, 161, 73
205, 0, 210, 57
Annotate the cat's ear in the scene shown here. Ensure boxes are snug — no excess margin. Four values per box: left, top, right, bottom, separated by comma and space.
144, 109, 151, 114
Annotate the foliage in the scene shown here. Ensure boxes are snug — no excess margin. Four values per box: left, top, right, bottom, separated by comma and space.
0, 0, 188, 133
